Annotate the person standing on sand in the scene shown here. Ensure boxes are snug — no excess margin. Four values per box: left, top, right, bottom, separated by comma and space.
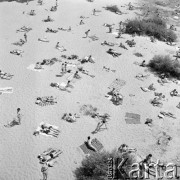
93, 9, 96, 15
24, 33, 27, 42
61, 63, 64, 73
41, 163, 48, 180
85, 29, 90, 38
16, 108, 22, 124
108, 25, 113, 33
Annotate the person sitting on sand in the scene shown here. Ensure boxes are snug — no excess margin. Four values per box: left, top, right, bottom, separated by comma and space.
145, 118, 153, 126
148, 83, 155, 91
86, 136, 97, 152
140, 60, 146, 67
34, 62, 43, 69
73, 71, 81, 79
80, 19, 84, 25
170, 89, 178, 96
170, 25, 176, 31
85, 29, 90, 38
176, 102, 180, 109
101, 41, 115, 46
44, 16, 53, 22
108, 25, 113, 33
150, 36, 155, 42
112, 93, 123, 105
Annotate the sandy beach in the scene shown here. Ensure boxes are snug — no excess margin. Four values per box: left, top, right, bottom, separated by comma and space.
0, 0, 180, 179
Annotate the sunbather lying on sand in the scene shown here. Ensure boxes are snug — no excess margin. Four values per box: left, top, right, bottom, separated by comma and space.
58, 26, 71, 32
118, 144, 136, 154
55, 42, 66, 51
13, 39, 26, 46
38, 148, 62, 164
159, 111, 176, 119
16, 26, 32, 33
62, 113, 79, 122
101, 41, 116, 46
50, 80, 71, 90
125, 39, 136, 47
79, 55, 95, 64
0, 70, 14, 80
61, 54, 78, 60
38, 37, 49, 42
107, 49, 121, 57
135, 73, 149, 81
46, 28, 58, 33
10, 49, 24, 57
33, 122, 60, 137
36, 96, 57, 104
77, 67, 95, 78
86, 136, 97, 152
103, 66, 116, 72
150, 97, 163, 107
119, 43, 128, 50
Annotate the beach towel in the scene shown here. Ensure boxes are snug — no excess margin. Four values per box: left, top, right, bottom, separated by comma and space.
108, 78, 126, 92
0, 87, 13, 94
125, 112, 141, 124
80, 138, 103, 155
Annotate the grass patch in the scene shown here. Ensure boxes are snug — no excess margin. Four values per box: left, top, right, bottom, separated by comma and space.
125, 17, 177, 42
105, 5, 121, 13
148, 55, 180, 79
74, 150, 136, 180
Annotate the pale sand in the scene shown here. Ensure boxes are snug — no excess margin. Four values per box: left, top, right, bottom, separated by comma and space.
0, 0, 180, 179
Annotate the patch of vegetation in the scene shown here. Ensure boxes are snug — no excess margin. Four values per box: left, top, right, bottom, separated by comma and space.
148, 55, 180, 79
74, 150, 136, 180
125, 17, 177, 42
105, 5, 121, 13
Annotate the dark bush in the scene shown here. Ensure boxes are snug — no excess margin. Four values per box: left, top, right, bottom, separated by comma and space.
148, 55, 180, 79
74, 150, 136, 180
125, 17, 177, 42
105, 5, 121, 13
